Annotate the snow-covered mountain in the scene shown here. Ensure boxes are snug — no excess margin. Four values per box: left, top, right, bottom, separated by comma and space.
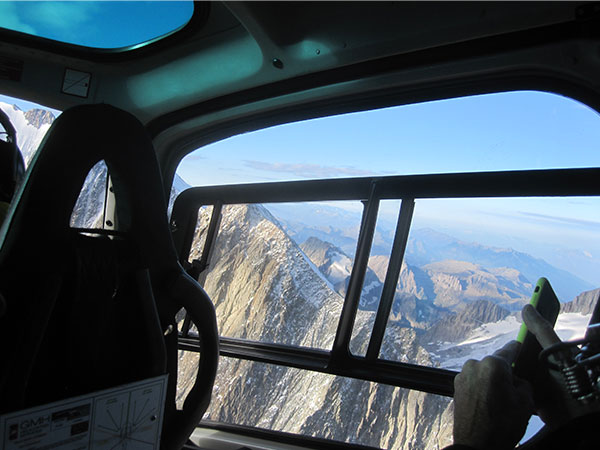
561, 288, 600, 315
183, 203, 454, 449
422, 299, 511, 345
266, 202, 595, 304
429, 310, 591, 371
423, 289, 597, 371
184, 202, 590, 447
189, 203, 344, 347
300, 236, 383, 310
266, 202, 394, 256
0, 101, 56, 166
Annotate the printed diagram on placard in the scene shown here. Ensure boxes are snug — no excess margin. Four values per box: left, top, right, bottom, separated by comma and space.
0, 375, 166, 450
92, 385, 163, 449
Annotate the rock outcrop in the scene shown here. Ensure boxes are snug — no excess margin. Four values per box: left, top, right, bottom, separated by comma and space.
422, 299, 511, 344
423, 260, 531, 311
24, 108, 55, 128
561, 288, 600, 315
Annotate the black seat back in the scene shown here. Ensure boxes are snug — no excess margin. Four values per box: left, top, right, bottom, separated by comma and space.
0, 107, 25, 211
0, 104, 218, 449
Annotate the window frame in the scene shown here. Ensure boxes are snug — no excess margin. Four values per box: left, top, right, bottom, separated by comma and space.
172, 167, 600, 398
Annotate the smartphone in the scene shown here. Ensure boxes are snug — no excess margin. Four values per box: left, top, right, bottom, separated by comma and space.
513, 277, 560, 381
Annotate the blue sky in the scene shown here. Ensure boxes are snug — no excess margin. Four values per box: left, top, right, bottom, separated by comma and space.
179, 91, 600, 186
178, 91, 600, 286
0, 1, 193, 48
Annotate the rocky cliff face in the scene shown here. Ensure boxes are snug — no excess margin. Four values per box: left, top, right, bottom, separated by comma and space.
300, 236, 383, 310
300, 236, 354, 295
0, 102, 54, 166
422, 299, 511, 344
192, 204, 344, 348
423, 260, 532, 311
372, 257, 443, 330
24, 108, 55, 128
182, 203, 454, 449
299, 374, 453, 450
70, 161, 107, 228
561, 288, 600, 315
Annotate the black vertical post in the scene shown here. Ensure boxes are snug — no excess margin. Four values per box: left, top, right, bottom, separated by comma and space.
183, 201, 223, 337
366, 198, 415, 361
189, 202, 223, 281
330, 182, 380, 366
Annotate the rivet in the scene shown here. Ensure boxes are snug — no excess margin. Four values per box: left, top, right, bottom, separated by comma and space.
272, 58, 284, 69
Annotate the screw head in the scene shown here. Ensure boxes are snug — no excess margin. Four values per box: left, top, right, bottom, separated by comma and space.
272, 58, 284, 69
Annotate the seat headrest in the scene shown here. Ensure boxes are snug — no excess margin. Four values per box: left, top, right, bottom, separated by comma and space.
0, 104, 178, 273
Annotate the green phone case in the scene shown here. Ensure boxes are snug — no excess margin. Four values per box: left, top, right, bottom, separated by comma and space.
513, 277, 560, 379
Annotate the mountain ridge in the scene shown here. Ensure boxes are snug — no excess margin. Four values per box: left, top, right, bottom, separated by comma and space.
185, 202, 454, 448
407, 227, 593, 302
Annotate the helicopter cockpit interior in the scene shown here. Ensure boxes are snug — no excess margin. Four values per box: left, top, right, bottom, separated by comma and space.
1, 2, 600, 449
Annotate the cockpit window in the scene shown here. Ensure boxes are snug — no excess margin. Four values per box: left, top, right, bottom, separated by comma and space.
173, 90, 600, 448
0, 95, 57, 168
0, 1, 194, 49
0, 94, 107, 229
178, 91, 600, 186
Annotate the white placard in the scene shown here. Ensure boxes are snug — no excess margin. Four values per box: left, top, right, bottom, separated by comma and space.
62, 69, 91, 98
0, 375, 168, 450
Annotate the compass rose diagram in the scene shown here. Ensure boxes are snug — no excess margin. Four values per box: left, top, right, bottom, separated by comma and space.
92, 383, 164, 450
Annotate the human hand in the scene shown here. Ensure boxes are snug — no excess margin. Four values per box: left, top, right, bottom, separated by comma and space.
453, 340, 534, 450
521, 304, 575, 427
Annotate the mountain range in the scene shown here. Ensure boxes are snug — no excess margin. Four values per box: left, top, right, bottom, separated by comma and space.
181, 199, 593, 448
187, 202, 454, 448
405, 228, 593, 303
0, 102, 55, 166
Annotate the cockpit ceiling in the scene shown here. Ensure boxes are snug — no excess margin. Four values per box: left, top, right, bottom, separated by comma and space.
234, 2, 578, 53
0, 2, 593, 126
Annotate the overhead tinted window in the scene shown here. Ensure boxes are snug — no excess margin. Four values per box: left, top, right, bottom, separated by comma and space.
0, 1, 194, 49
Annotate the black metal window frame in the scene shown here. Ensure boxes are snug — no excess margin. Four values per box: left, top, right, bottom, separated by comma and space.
171, 167, 600, 398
